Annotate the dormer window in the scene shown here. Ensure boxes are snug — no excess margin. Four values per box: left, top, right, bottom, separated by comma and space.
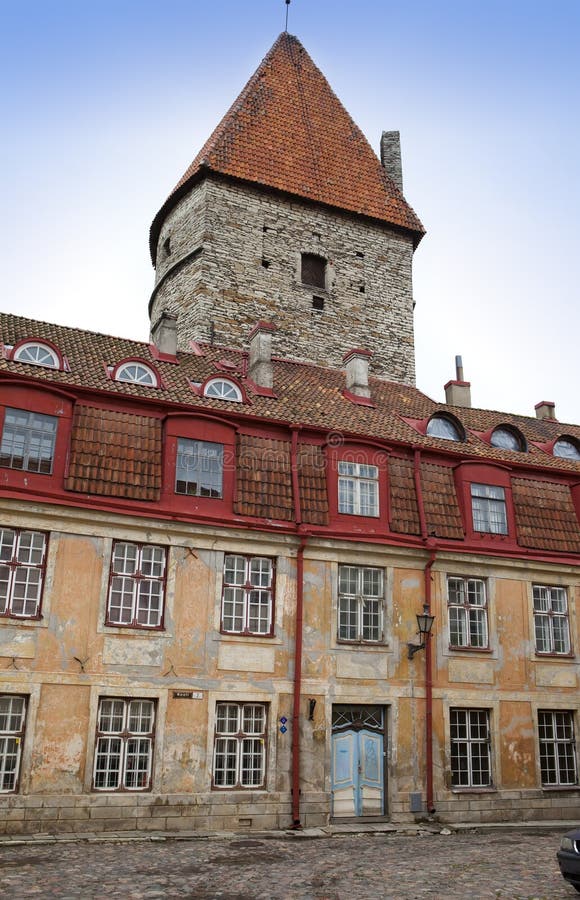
115, 362, 158, 387
553, 437, 580, 461
204, 379, 242, 402
426, 413, 464, 442
490, 426, 526, 453
471, 483, 507, 535
301, 253, 326, 290
13, 342, 59, 369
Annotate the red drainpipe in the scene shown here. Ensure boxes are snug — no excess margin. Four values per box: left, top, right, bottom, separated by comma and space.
290, 426, 307, 827
414, 449, 437, 814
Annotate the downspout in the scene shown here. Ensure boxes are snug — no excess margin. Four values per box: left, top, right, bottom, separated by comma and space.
414, 449, 437, 815
290, 426, 307, 827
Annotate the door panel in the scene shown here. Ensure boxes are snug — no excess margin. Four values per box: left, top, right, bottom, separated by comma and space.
332, 731, 356, 816
359, 730, 383, 816
332, 727, 384, 817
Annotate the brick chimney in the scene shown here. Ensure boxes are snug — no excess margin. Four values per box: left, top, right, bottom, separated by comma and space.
535, 401, 557, 420
343, 348, 373, 399
445, 356, 471, 408
150, 311, 177, 357
380, 131, 403, 192
248, 321, 276, 389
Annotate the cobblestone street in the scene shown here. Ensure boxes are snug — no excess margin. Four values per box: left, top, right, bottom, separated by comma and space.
0, 830, 574, 899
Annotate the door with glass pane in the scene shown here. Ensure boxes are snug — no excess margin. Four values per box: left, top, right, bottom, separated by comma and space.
331, 706, 385, 817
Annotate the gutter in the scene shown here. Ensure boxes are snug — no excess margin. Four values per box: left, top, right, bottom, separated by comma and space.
290, 425, 307, 827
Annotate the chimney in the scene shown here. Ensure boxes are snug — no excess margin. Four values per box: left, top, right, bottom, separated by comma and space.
343, 348, 373, 399
380, 131, 403, 192
248, 321, 276, 389
444, 355, 471, 408
151, 311, 178, 357
535, 400, 557, 420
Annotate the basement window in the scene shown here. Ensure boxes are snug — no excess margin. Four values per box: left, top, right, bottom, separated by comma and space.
301, 253, 326, 290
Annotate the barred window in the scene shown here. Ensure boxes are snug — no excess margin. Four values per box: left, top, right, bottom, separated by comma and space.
93, 698, 155, 791
450, 708, 492, 788
538, 710, 577, 786
338, 565, 384, 642
470, 483, 507, 535
222, 555, 274, 635
213, 702, 266, 789
0, 408, 57, 474
0, 528, 47, 619
0, 695, 27, 793
447, 577, 488, 649
338, 461, 379, 517
175, 438, 223, 498
106, 542, 167, 629
533, 585, 570, 655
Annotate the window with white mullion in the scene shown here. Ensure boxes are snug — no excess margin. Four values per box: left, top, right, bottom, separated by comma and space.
533, 585, 570, 655
107, 542, 166, 629
338, 565, 383, 643
538, 710, 577, 786
470, 484, 507, 535
0, 528, 47, 619
93, 698, 155, 792
447, 577, 488, 649
213, 702, 267, 789
0, 695, 27, 793
221, 555, 274, 635
450, 708, 492, 788
337, 461, 379, 517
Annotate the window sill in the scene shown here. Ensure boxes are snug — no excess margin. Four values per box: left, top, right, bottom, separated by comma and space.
448, 645, 493, 654
100, 626, 171, 639
1, 615, 46, 628
336, 641, 389, 651
451, 786, 496, 794
541, 785, 580, 793
213, 634, 283, 646
534, 652, 575, 660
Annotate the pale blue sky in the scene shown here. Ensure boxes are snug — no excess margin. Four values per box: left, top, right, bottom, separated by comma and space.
1, 1, 578, 422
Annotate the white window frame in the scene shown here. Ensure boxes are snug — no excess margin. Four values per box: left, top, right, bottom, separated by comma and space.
538, 710, 578, 786
0, 407, 58, 474
106, 541, 167, 629
0, 695, 27, 793
470, 483, 508, 535
212, 702, 267, 789
115, 362, 157, 386
533, 584, 571, 655
447, 576, 488, 649
204, 379, 242, 402
0, 528, 47, 619
338, 461, 379, 517
13, 342, 59, 369
450, 708, 492, 788
426, 414, 462, 442
221, 555, 274, 636
92, 698, 156, 792
337, 564, 384, 643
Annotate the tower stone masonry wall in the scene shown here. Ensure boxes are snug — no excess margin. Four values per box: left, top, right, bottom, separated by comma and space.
151, 177, 417, 383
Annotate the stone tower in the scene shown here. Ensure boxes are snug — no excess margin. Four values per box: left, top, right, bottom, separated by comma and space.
149, 33, 424, 383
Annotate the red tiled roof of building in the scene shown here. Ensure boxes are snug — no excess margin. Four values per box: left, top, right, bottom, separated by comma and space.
149, 33, 424, 264
2, 312, 580, 473
512, 478, 580, 553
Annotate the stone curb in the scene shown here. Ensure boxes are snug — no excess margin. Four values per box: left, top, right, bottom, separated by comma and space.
0, 819, 576, 847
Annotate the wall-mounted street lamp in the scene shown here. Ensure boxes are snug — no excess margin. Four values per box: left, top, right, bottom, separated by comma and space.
407, 604, 435, 659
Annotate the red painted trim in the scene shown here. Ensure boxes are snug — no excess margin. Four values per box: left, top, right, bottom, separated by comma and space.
424, 550, 436, 815
341, 388, 375, 408
290, 426, 302, 526
291, 534, 308, 828
9, 336, 65, 371
413, 449, 427, 540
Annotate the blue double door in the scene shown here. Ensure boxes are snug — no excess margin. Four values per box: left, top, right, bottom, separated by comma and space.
331, 726, 385, 818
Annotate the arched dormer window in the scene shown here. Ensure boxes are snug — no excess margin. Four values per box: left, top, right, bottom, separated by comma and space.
204, 378, 243, 402
490, 425, 527, 453
553, 436, 580, 461
114, 361, 158, 387
13, 341, 60, 370
426, 413, 464, 442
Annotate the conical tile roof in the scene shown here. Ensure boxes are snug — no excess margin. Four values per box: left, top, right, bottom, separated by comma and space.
150, 33, 424, 263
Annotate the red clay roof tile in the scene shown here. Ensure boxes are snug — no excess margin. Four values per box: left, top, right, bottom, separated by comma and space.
512, 478, 580, 553
150, 33, 424, 263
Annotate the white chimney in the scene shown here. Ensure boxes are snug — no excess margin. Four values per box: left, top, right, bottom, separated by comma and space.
248, 321, 276, 389
380, 131, 403, 192
343, 348, 373, 399
535, 400, 557, 420
445, 355, 471, 408
151, 311, 177, 357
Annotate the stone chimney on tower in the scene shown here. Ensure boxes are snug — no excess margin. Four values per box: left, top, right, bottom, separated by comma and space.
380, 131, 403, 192
248, 321, 276, 390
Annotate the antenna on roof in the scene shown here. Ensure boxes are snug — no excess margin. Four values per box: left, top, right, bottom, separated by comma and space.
284, 0, 291, 32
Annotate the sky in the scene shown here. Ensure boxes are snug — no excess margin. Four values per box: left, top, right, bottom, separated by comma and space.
1, 0, 578, 423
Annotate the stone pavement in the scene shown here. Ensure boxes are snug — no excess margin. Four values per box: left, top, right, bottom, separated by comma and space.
0, 823, 576, 899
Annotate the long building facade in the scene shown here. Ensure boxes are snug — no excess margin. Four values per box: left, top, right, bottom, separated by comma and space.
1, 33, 580, 836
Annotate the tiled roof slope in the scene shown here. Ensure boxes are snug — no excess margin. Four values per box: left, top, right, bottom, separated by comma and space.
149, 33, 424, 263
512, 478, 580, 553
421, 464, 464, 540
1, 312, 580, 472
65, 405, 162, 501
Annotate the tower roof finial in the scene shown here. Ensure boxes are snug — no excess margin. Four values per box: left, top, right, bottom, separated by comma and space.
285, 0, 291, 33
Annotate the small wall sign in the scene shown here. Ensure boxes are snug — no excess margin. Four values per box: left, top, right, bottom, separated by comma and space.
172, 690, 203, 699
